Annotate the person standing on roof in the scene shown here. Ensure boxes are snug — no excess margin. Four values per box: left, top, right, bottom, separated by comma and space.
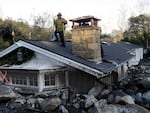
54, 12, 67, 47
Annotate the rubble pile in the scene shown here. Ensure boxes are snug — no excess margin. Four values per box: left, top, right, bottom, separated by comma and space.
0, 65, 150, 113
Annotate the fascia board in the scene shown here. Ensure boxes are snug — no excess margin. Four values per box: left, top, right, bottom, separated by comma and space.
0, 43, 20, 58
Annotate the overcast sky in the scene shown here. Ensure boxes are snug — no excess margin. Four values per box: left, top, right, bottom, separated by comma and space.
0, 0, 150, 33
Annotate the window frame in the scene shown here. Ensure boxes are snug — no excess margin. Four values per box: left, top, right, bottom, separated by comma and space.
44, 72, 56, 88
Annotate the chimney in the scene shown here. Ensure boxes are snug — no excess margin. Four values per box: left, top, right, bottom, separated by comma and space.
70, 16, 102, 62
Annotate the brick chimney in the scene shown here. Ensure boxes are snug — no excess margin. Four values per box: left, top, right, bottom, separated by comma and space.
70, 16, 102, 62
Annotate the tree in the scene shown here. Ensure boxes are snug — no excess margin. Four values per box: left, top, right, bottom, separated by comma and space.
123, 14, 150, 47
30, 11, 53, 41
117, 5, 129, 33
0, 18, 32, 48
0, 19, 14, 44
13, 20, 31, 41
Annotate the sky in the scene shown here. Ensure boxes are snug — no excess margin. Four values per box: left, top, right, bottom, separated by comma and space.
0, 0, 150, 33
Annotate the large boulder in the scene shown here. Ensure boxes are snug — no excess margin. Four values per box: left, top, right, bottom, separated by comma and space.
135, 92, 143, 103
0, 85, 17, 101
142, 91, 150, 103
108, 90, 135, 105
35, 90, 62, 98
94, 99, 149, 113
94, 99, 118, 113
59, 105, 69, 113
84, 95, 97, 108
88, 85, 104, 97
96, 104, 118, 113
41, 97, 61, 112
117, 104, 150, 113
138, 77, 150, 89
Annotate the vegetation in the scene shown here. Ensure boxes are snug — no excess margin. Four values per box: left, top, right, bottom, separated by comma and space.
123, 14, 150, 48
0, 47, 34, 65
30, 12, 53, 41
0, 12, 54, 49
100, 33, 111, 39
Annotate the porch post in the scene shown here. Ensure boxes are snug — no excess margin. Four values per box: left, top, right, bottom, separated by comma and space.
65, 71, 69, 87
37, 72, 44, 92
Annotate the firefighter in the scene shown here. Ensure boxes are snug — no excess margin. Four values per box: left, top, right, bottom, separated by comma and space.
54, 12, 67, 47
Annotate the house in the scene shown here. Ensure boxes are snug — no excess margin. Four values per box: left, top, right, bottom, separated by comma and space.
0, 16, 143, 94
116, 41, 143, 66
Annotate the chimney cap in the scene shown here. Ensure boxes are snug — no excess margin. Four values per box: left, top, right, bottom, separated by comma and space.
69, 15, 101, 23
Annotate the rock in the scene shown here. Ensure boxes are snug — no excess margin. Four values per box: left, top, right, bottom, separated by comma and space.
99, 89, 111, 99
73, 102, 80, 109
135, 92, 143, 103
142, 91, 150, 103
0, 85, 17, 101
67, 106, 82, 113
15, 98, 26, 105
47, 89, 62, 97
124, 88, 136, 95
61, 90, 69, 106
59, 105, 69, 113
140, 66, 150, 74
117, 104, 150, 113
35, 90, 62, 98
41, 97, 61, 112
35, 98, 44, 109
88, 85, 104, 97
35, 92, 49, 98
108, 90, 135, 105
96, 104, 118, 113
85, 95, 97, 108
94, 100, 149, 113
94, 99, 107, 108
88, 107, 97, 113
115, 95, 135, 104
138, 77, 150, 89
26, 98, 37, 108
9, 102, 23, 109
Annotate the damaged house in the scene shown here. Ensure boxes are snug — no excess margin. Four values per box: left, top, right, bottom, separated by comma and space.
0, 16, 143, 94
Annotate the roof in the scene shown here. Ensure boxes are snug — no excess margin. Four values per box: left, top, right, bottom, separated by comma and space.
0, 40, 135, 79
117, 41, 142, 50
23, 40, 115, 73
102, 42, 135, 64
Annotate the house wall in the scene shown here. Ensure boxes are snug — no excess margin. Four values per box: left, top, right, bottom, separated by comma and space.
99, 64, 128, 84
68, 68, 96, 94
128, 48, 143, 66
2, 68, 68, 93
117, 63, 128, 81
6, 70, 39, 93
99, 71, 118, 85
40, 68, 68, 92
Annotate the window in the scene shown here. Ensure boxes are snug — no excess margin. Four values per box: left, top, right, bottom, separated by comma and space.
11, 76, 27, 86
10, 74, 38, 87
45, 73, 56, 86
29, 76, 37, 86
